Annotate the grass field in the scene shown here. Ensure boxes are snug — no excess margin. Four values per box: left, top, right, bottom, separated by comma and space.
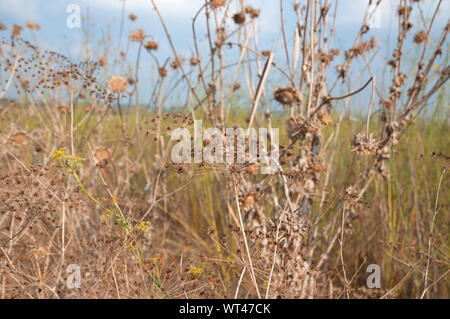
0, 0, 448, 299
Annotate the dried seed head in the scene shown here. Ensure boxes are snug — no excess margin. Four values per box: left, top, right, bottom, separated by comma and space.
12, 24, 22, 37
245, 6, 260, 19
190, 57, 200, 66
0, 22, 6, 30
26, 21, 40, 30
12, 132, 28, 146
243, 195, 255, 210
232, 12, 246, 25
246, 164, 258, 175
211, 0, 225, 8
158, 67, 168, 77
108, 75, 128, 93
274, 87, 299, 106
170, 57, 184, 70
98, 56, 107, 67
57, 105, 69, 114
129, 13, 137, 21
413, 30, 427, 44
319, 113, 332, 126
94, 147, 111, 168
129, 29, 144, 42
144, 41, 158, 50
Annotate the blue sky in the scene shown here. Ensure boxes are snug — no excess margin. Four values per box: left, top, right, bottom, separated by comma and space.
0, 0, 448, 111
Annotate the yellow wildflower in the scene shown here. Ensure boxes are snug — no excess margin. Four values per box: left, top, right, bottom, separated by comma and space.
136, 221, 152, 233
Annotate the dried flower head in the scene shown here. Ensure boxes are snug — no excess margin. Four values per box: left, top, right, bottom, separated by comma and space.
57, 105, 69, 114
211, 0, 225, 8
246, 164, 258, 175
129, 29, 144, 42
12, 24, 22, 37
12, 132, 29, 146
144, 41, 158, 50
170, 57, 184, 70
274, 87, 300, 106
108, 75, 128, 93
26, 21, 40, 30
232, 12, 246, 25
189, 57, 200, 66
352, 133, 377, 155
158, 67, 168, 77
129, 13, 137, 21
94, 146, 111, 168
0, 22, 7, 30
319, 113, 332, 126
413, 30, 427, 44
245, 6, 260, 19
99, 56, 107, 67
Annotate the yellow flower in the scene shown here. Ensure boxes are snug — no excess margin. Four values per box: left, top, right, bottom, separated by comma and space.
136, 221, 151, 233
188, 266, 203, 276
52, 147, 68, 160
99, 213, 110, 223
52, 147, 86, 172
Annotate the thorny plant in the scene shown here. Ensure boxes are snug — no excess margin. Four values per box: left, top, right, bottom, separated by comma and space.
0, 0, 448, 299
